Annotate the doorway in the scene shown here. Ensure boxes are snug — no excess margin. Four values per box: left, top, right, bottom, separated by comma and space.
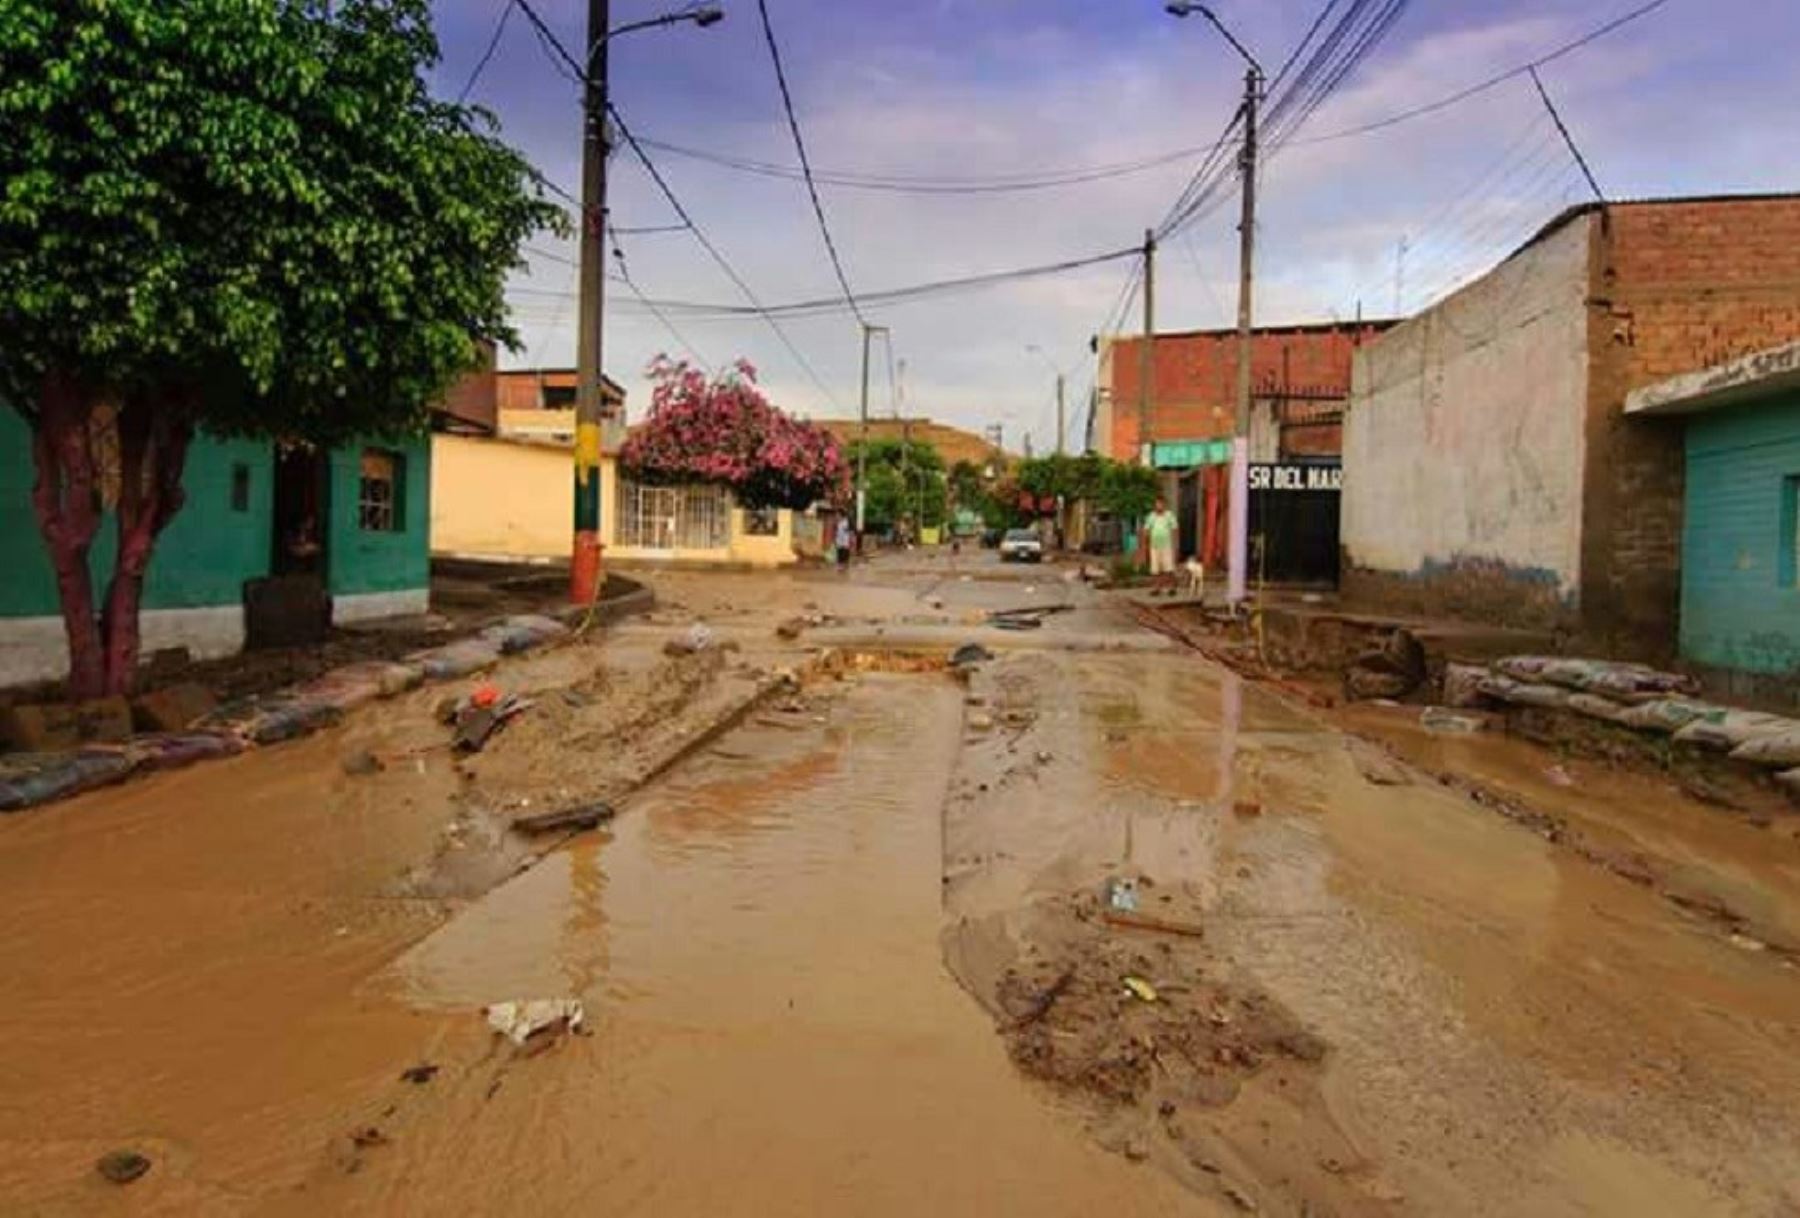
272, 443, 328, 577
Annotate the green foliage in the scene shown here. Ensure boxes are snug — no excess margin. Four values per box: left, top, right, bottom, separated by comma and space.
1014, 452, 1159, 520
1097, 459, 1160, 520
0, 0, 562, 436
846, 438, 948, 529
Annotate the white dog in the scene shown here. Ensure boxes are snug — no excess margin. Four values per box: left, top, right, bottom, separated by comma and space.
1180, 558, 1206, 599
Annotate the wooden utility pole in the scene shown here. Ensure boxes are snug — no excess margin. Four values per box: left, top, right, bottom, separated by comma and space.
1139, 228, 1156, 465
1054, 372, 1066, 456
856, 322, 873, 533
570, 0, 610, 604
1227, 64, 1261, 606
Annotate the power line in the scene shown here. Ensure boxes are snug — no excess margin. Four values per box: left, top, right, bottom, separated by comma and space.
609, 223, 713, 371
607, 102, 844, 407
1528, 65, 1606, 202
457, 0, 516, 104
754, 0, 866, 325
512, 0, 586, 83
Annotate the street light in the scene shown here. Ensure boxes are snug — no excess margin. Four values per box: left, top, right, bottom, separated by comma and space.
1166, 0, 1261, 608
570, 2, 723, 606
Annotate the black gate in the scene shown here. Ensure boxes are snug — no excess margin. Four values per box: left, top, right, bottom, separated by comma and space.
1247, 461, 1341, 587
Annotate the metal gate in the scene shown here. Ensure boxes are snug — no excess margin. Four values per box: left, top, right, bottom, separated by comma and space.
1247, 460, 1341, 587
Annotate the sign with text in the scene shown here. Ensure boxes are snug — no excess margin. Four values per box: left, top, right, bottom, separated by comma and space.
1248, 463, 1342, 493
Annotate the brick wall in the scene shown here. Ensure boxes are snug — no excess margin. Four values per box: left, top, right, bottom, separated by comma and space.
1103, 323, 1389, 461
1581, 196, 1800, 659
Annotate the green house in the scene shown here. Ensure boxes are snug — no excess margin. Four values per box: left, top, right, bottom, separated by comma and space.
1625, 341, 1800, 700
0, 408, 431, 688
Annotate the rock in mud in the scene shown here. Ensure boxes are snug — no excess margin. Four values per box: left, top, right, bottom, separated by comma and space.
341, 749, 384, 776
96, 1150, 151, 1185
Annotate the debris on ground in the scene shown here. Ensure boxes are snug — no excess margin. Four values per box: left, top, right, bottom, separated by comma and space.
96, 1150, 151, 1184
399, 1063, 440, 1084
1122, 975, 1159, 1003
1104, 909, 1207, 939
1343, 628, 1426, 702
1420, 706, 1486, 734
1347, 739, 1410, 786
450, 690, 534, 754
349, 1126, 389, 1150
664, 623, 716, 656
511, 800, 616, 835
1103, 876, 1141, 913
951, 642, 996, 669
341, 749, 385, 777
1545, 763, 1575, 787
485, 998, 586, 1046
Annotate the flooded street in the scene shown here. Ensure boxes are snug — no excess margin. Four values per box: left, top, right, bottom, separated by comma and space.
2, 556, 1799, 1215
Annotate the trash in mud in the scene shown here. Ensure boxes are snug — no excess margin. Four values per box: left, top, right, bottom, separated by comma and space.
341, 749, 384, 777
96, 1150, 151, 1184
1544, 764, 1575, 787
400, 1063, 440, 1084
1104, 909, 1207, 939
951, 642, 995, 668
967, 711, 995, 732
665, 624, 716, 656
1103, 876, 1141, 913
1420, 706, 1485, 734
485, 998, 586, 1046
1122, 976, 1159, 1003
1344, 628, 1426, 701
450, 691, 534, 754
775, 617, 806, 640
991, 615, 1044, 631
1232, 800, 1262, 818
349, 1126, 390, 1150
512, 801, 616, 835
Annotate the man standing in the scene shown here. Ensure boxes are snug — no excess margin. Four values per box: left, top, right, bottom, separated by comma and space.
1143, 497, 1178, 594
834, 515, 854, 571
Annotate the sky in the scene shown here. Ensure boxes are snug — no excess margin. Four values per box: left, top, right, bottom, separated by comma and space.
426, 0, 1800, 450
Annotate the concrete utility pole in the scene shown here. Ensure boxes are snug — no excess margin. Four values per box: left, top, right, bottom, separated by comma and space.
1227, 64, 1261, 607
856, 322, 887, 534
570, 0, 610, 605
1055, 372, 1066, 456
1139, 228, 1156, 465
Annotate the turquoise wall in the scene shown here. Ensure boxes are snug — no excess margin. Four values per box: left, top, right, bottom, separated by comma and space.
2, 409, 430, 618
0, 409, 273, 617
325, 436, 431, 598
1680, 391, 1800, 673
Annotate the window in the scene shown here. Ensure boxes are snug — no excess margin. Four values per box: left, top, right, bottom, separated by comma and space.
616, 480, 731, 551
230, 463, 251, 512
358, 448, 404, 533
541, 385, 577, 409
744, 506, 781, 536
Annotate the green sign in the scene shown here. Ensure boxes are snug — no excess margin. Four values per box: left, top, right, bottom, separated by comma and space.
1151, 439, 1231, 468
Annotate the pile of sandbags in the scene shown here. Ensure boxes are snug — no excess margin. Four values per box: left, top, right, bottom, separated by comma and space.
1462, 654, 1800, 788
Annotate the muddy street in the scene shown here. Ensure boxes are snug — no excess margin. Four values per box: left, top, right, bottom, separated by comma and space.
2, 554, 1798, 1216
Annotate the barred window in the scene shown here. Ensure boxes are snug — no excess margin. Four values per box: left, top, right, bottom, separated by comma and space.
616, 480, 730, 550
744, 506, 781, 536
359, 449, 404, 533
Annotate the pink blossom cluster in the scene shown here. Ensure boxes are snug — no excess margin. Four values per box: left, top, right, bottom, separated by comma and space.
620, 356, 847, 509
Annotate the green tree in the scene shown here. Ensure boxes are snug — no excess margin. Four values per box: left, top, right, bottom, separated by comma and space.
0, 0, 559, 696
846, 438, 948, 530
1097, 460, 1161, 520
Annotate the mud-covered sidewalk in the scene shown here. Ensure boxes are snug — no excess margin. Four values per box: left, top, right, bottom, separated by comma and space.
1, 551, 1797, 1216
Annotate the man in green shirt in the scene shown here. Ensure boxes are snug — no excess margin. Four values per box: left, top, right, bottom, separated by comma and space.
1143, 497, 1178, 591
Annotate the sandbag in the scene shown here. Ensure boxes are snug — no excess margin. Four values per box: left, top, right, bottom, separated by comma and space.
292, 672, 385, 714
1477, 673, 1523, 701
411, 638, 503, 680
1729, 729, 1800, 769
1672, 708, 1790, 752
0, 749, 137, 812
480, 614, 568, 655
1494, 656, 1555, 681
1493, 681, 1572, 709
125, 731, 245, 772
205, 697, 343, 744
1441, 663, 1488, 710
1577, 663, 1698, 700
1613, 699, 1719, 735
1567, 692, 1630, 723
325, 659, 424, 698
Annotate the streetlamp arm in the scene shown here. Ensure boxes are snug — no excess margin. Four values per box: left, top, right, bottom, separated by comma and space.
589, 6, 724, 68
1166, 3, 1263, 75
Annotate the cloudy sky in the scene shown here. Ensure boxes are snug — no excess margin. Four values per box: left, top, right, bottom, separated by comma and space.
428, 0, 1800, 449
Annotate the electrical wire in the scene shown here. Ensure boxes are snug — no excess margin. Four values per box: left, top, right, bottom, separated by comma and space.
609, 223, 713, 371
754, 0, 866, 325
457, 0, 516, 104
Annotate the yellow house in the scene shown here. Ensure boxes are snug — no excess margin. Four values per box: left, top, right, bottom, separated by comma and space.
430, 431, 800, 567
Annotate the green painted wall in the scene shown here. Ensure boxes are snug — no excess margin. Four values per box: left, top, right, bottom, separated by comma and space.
1680, 391, 1800, 673
325, 436, 432, 598
0, 409, 273, 617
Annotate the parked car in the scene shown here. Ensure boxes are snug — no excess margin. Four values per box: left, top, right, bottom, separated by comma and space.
999, 528, 1044, 563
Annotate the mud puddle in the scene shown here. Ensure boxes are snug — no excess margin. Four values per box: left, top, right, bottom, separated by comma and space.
946, 649, 1800, 1216
287, 672, 1201, 1215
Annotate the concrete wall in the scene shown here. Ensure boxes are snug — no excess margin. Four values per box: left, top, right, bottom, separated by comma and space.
1341, 215, 1592, 629
324, 437, 432, 616
1582, 197, 1800, 657
431, 432, 572, 561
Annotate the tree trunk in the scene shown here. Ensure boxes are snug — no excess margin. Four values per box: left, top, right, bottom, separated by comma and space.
26, 372, 105, 700
100, 395, 193, 696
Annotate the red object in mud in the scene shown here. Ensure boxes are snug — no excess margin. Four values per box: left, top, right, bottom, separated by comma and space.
470, 683, 501, 709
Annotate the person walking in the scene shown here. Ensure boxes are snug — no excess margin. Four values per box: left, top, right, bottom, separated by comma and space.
834, 515, 854, 571
1143, 497, 1178, 595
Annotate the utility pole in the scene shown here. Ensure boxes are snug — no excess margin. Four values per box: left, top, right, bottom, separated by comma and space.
898, 357, 913, 539
1139, 228, 1156, 465
1226, 63, 1261, 607
1393, 236, 1408, 316
570, 0, 610, 605
856, 322, 873, 534
1055, 372, 1066, 456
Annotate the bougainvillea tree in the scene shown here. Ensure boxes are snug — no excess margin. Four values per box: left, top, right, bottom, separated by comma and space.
620, 357, 846, 509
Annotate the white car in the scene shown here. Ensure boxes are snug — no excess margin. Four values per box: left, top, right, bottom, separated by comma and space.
999, 528, 1044, 563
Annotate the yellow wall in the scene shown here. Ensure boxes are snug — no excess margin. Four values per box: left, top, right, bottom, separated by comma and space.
433, 434, 797, 567
430, 433, 571, 560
